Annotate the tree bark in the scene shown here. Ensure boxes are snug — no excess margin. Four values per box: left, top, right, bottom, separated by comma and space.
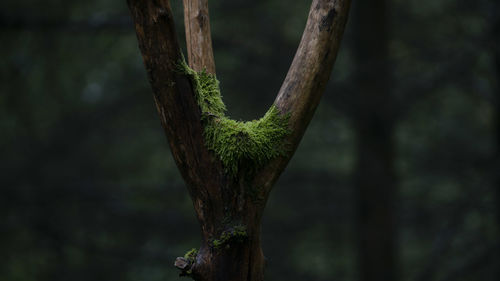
126, 0, 351, 280
351, 0, 397, 281
257, 0, 352, 191
183, 0, 216, 74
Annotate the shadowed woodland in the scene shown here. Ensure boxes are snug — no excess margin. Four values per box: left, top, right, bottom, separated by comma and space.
1, 0, 499, 281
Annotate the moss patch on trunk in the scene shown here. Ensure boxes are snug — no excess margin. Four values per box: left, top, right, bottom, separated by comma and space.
212, 225, 248, 249
178, 60, 290, 176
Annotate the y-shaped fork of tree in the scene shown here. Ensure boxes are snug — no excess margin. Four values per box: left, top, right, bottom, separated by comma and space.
127, 0, 351, 280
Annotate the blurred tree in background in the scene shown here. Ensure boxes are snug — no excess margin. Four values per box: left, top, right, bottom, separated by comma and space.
350, 0, 396, 280
1, 0, 498, 281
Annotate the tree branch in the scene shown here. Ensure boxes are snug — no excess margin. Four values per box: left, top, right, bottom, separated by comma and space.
183, 0, 216, 74
276, 0, 351, 139
126, 0, 222, 199
256, 0, 352, 190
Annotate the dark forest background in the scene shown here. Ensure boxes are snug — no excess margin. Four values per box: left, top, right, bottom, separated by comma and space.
1, 0, 499, 281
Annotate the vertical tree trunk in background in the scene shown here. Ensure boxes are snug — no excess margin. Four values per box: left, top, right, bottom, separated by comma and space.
489, 6, 500, 280
126, 0, 351, 280
493, 4, 500, 233
496, 52, 500, 231
352, 0, 396, 281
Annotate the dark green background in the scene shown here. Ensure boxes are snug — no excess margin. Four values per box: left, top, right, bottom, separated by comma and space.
1, 0, 498, 280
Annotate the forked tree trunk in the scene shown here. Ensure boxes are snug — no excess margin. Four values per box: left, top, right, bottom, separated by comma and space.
126, 0, 351, 280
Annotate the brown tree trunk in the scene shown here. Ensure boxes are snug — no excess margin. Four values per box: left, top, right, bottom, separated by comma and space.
352, 0, 396, 281
126, 0, 351, 280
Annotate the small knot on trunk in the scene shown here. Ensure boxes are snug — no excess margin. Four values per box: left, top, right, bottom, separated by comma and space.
174, 257, 190, 270
174, 257, 194, 277
174, 248, 198, 277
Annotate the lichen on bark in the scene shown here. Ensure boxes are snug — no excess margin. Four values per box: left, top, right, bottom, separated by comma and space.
178, 60, 290, 176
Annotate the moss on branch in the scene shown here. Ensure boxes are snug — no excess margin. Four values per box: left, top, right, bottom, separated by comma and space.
178, 60, 290, 176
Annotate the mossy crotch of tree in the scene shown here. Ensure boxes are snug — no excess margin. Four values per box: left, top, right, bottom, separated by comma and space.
171, 60, 291, 281
179, 60, 290, 177
127, 0, 352, 280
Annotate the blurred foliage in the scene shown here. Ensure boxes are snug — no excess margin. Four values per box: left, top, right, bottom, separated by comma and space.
1, 0, 498, 281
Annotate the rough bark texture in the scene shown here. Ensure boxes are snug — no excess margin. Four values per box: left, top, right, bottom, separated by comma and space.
127, 0, 351, 280
257, 0, 352, 191
183, 0, 216, 74
352, 0, 397, 281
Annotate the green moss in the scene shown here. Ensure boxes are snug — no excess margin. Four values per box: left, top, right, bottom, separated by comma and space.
183, 248, 198, 262
181, 248, 198, 275
178, 60, 290, 176
212, 225, 248, 249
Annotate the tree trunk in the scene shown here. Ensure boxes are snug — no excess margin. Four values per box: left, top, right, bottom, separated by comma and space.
354, 120, 396, 281
352, 0, 396, 281
493, 3, 500, 235
126, 0, 351, 280
496, 53, 500, 231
